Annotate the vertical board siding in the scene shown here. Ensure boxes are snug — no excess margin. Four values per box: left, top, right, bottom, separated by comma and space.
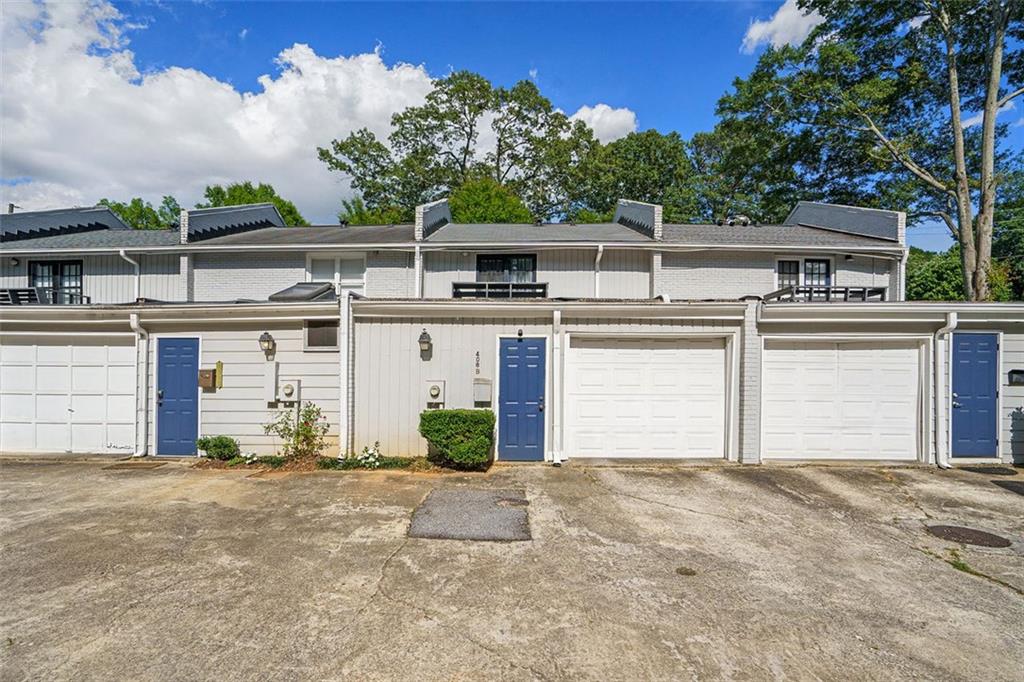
353, 315, 738, 457
660, 251, 776, 299
1, 254, 183, 304
1001, 331, 1024, 462
423, 252, 472, 298
538, 250, 594, 298
601, 249, 652, 299
147, 322, 341, 456
836, 256, 892, 291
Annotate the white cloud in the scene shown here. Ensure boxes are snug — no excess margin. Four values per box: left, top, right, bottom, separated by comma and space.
1015, 117, 1024, 128
0, 1, 638, 222
0, 1, 435, 222
239, 27, 248, 40
907, 15, 929, 30
741, 0, 824, 54
962, 100, 1015, 128
528, 67, 538, 81
569, 104, 637, 143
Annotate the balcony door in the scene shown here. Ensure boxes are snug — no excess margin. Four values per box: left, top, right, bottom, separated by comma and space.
477, 254, 536, 283
29, 260, 83, 304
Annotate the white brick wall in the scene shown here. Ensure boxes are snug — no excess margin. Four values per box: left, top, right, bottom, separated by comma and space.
659, 251, 896, 300
193, 253, 305, 301
366, 251, 414, 298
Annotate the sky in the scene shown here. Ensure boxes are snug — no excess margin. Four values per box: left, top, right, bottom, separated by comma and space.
2, 1, 1021, 250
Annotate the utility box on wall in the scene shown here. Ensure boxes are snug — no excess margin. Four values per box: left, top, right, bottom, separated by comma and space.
473, 378, 492, 407
425, 379, 445, 409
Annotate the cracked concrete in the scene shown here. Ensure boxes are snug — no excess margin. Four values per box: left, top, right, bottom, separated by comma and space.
1, 460, 1022, 680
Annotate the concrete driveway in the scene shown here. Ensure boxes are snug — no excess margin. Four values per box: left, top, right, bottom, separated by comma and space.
1, 459, 1022, 681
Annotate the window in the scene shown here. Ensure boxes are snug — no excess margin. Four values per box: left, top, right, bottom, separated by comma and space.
476, 254, 536, 283
307, 254, 365, 295
305, 320, 339, 350
29, 260, 83, 304
804, 259, 832, 287
777, 260, 800, 289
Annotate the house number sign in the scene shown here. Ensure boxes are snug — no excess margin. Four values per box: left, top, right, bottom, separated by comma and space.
475, 351, 481, 375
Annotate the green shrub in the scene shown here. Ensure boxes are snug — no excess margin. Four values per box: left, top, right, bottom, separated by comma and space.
418, 409, 495, 470
263, 401, 330, 459
196, 435, 240, 461
258, 456, 287, 469
316, 455, 418, 470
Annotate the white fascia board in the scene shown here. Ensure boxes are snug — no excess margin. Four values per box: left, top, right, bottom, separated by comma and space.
351, 299, 748, 320
2, 241, 904, 257
0, 301, 340, 325
759, 301, 1024, 324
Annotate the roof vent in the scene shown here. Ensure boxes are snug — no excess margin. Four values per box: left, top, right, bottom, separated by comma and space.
726, 215, 752, 227
339, 219, 349, 228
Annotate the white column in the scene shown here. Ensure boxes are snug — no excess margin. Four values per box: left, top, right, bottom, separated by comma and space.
550, 309, 563, 463
414, 245, 423, 299
338, 292, 352, 456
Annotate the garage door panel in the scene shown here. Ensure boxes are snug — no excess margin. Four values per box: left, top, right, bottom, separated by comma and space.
1, 337, 136, 453
763, 340, 920, 461
566, 336, 727, 459
1, 365, 35, 391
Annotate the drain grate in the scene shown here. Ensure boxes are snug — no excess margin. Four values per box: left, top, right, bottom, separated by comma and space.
103, 462, 165, 470
926, 525, 1011, 548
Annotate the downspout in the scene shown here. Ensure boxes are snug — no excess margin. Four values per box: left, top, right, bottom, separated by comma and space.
414, 245, 422, 299
898, 249, 908, 301
934, 312, 958, 469
129, 313, 150, 457
119, 249, 141, 301
594, 245, 604, 298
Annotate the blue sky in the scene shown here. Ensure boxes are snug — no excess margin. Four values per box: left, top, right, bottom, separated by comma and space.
5, 1, 1020, 249
119, 1, 761, 138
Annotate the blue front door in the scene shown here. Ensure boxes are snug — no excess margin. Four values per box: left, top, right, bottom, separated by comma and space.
157, 338, 200, 455
498, 337, 546, 461
951, 333, 998, 458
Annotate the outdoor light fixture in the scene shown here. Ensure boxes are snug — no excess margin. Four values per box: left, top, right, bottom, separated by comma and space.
258, 331, 276, 354
9, 257, 19, 267
418, 329, 432, 352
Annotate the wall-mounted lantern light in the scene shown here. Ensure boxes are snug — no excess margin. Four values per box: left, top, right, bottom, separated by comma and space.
9, 257, 19, 267
258, 331, 276, 356
418, 329, 432, 353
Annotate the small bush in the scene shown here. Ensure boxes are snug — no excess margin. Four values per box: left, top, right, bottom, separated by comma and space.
418, 409, 495, 470
263, 401, 330, 459
196, 435, 240, 461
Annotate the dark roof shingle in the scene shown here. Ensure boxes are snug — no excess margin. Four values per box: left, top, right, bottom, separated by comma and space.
425, 222, 651, 242
661, 222, 900, 248
784, 201, 900, 241
0, 206, 130, 242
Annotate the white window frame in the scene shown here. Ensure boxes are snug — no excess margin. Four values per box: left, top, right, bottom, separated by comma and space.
305, 252, 366, 291
774, 255, 837, 289
303, 319, 340, 352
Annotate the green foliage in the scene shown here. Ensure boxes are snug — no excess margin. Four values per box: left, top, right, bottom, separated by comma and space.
196, 435, 240, 461
448, 178, 532, 223
99, 196, 180, 230
338, 196, 410, 226
578, 130, 700, 223
906, 246, 1012, 302
257, 455, 287, 469
994, 156, 1024, 300
263, 401, 330, 459
199, 181, 308, 226
316, 455, 418, 470
319, 71, 596, 221
418, 409, 495, 470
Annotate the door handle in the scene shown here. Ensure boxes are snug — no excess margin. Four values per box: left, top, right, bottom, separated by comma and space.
953, 401, 962, 408
157, 389, 164, 406
538, 398, 545, 412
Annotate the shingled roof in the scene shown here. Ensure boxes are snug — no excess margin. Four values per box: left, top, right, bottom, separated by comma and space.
784, 201, 901, 242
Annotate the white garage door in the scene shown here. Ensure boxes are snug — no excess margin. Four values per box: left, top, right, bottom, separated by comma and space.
0, 336, 136, 454
565, 336, 728, 458
762, 340, 921, 460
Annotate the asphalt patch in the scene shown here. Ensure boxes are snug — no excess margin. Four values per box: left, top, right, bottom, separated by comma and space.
926, 524, 1011, 548
409, 488, 531, 542
959, 466, 1018, 477
992, 480, 1024, 497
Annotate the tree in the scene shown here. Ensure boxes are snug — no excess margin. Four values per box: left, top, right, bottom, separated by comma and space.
907, 245, 1012, 301
338, 197, 409, 226
448, 178, 533, 223
99, 196, 180, 229
318, 71, 596, 221
198, 182, 308, 226
719, 0, 1023, 300
577, 130, 701, 223
993, 155, 1024, 299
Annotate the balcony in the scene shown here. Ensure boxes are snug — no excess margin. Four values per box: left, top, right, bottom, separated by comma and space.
0, 288, 92, 305
763, 286, 887, 303
452, 282, 548, 299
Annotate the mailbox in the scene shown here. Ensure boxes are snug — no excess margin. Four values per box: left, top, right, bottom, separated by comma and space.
1010, 369, 1024, 386
198, 368, 216, 389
